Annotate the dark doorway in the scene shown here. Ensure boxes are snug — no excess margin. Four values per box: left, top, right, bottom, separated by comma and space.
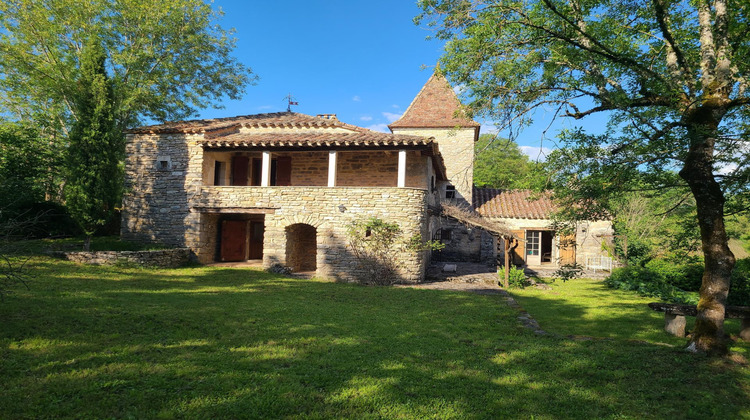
285, 224, 316, 272
220, 220, 248, 261
541, 231, 554, 263
249, 221, 264, 259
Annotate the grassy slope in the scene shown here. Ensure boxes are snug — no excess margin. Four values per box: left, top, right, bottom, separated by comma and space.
1, 259, 749, 419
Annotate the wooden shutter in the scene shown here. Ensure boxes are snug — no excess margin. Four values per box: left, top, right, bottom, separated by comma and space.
559, 234, 576, 265
231, 156, 249, 186
251, 158, 262, 186
276, 156, 292, 186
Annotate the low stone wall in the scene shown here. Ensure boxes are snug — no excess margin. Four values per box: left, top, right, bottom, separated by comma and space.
59, 248, 191, 268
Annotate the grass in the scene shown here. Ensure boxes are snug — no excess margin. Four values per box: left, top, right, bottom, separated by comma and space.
1, 258, 749, 419
509, 278, 749, 350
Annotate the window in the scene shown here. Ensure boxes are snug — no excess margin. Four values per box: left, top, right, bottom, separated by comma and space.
155, 156, 171, 171
526, 231, 540, 256
214, 161, 227, 186
430, 176, 435, 192
441, 228, 453, 241
445, 185, 456, 199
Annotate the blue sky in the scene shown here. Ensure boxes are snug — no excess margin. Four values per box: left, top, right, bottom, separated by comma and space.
198, 0, 598, 160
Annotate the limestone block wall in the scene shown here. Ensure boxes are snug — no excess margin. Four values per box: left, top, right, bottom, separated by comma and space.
59, 249, 191, 267
575, 220, 615, 264
121, 133, 204, 248
196, 186, 430, 283
390, 127, 475, 205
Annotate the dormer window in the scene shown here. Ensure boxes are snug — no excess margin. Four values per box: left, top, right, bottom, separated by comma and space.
445, 185, 456, 199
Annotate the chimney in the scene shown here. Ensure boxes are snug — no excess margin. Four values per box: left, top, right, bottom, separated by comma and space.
316, 114, 338, 120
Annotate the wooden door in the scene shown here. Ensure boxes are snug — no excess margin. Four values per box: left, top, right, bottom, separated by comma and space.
220, 220, 247, 262
525, 230, 542, 266
248, 221, 264, 259
231, 156, 249, 186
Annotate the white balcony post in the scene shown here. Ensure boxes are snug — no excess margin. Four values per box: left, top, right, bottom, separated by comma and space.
397, 149, 407, 188
261, 151, 271, 187
328, 151, 337, 187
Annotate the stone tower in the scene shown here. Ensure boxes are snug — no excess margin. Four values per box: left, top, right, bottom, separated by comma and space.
389, 72, 480, 206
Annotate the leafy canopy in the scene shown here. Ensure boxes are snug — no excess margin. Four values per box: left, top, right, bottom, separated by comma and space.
474, 133, 547, 189
0, 0, 255, 133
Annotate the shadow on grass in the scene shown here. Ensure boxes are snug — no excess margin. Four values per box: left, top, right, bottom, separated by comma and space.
1, 260, 748, 418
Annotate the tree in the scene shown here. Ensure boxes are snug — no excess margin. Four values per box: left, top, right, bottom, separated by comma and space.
64, 37, 122, 251
418, 0, 750, 354
0, 0, 255, 135
474, 133, 546, 189
0, 122, 60, 209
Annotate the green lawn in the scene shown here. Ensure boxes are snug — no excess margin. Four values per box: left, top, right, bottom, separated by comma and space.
2, 258, 749, 419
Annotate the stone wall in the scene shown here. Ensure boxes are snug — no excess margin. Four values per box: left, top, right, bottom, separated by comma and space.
196, 186, 429, 282
59, 249, 191, 267
121, 132, 203, 248
390, 127, 476, 206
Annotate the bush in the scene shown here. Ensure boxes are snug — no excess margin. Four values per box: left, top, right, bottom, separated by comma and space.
503, 265, 527, 288
729, 258, 750, 306
643, 259, 703, 292
605, 265, 698, 304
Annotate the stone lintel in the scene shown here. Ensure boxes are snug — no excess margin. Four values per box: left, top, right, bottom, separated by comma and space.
194, 207, 277, 214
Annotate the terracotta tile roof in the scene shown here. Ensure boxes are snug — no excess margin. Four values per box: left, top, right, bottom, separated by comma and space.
200, 132, 449, 181
200, 131, 433, 148
389, 73, 480, 129
126, 112, 369, 134
473, 188, 557, 219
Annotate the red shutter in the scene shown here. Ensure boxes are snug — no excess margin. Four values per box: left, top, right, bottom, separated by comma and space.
231, 156, 249, 186
276, 156, 292, 186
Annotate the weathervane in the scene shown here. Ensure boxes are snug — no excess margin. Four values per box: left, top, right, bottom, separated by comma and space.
284, 93, 299, 112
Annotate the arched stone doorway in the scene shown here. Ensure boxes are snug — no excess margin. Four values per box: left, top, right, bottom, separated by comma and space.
285, 223, 317, 272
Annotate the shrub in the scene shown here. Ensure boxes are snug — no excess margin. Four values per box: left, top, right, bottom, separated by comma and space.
500, 265, 527, 288
729, 258, 750, 306
605, 265, 698, 304
643, 259, 703, 292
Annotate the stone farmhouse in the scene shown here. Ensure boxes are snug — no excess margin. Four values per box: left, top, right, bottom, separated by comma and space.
121, 73, 613, 282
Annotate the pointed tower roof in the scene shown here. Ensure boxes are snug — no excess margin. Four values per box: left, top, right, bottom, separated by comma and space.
389, 72, 480, 131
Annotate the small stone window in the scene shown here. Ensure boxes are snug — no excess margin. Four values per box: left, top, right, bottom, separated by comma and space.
155, 156, 171, 171
441, 229, 453, 241
445, 185, 456, 199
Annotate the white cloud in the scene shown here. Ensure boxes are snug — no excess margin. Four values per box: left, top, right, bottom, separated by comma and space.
257, 105, 273, 110
382, 112, 402, 123
352, 95, 361, 102
360, 115, 373, 121
520, 146, 553, 161
366, 123, 390, 133
391, 104, 400, 109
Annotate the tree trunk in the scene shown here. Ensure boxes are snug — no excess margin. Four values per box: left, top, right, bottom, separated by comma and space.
83, 235, 92, 252
679, 122, 736, 356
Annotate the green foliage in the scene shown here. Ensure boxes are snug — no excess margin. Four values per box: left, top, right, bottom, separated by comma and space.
347, 218, 440, 285
0, 0, 255, 132
500, 265, 528, 288
473, 134, 547, 189
605, 266, 699, 305
729, 258, 750, 306
0, 122, 61, 208
64, 37, 123, 245
553, 263, 584, 283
